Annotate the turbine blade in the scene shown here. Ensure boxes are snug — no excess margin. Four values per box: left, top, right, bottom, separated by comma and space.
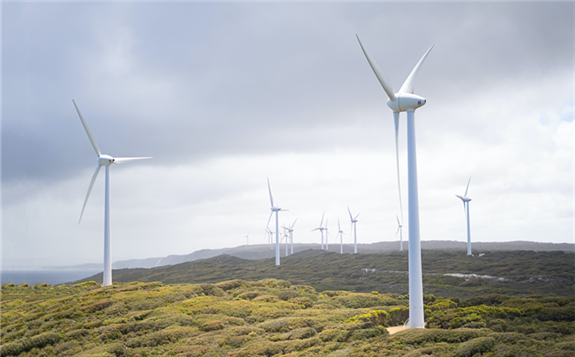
267, 211, 273, 229
114, 157, 152, 164
396, 226, 400, 237
396, 215, 401, 226
338, 219, 341, 232
464, 176, 471, 197
291, 218, 298, 229
356, 35, 397, 101
354, 213, 361, 220
267, 178, 274, 207
79, 165, 102, 224
320, 211, 325, 227
73, 100, 101, 157
347, 206, 353, 220
398, 44, 434, 94
394, 111, 404, 224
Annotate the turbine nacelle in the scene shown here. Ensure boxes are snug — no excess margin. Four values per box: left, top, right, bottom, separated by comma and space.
456, 195, 472, 203
387, 93, 427, 113
98, 155, 115, 166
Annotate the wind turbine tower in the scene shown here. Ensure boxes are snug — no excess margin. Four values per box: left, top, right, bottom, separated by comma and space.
312, 212, 326, 250
337, 219, 345, 254
396, 215, 403, 251
283, 219, 297, 255
357, 35, 434, 329
267, 178, 287, 266
74, 100, 151, 287
347, 207, 360, 254
456, 177, 473, 256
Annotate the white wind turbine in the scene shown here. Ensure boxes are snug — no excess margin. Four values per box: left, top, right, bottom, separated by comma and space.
357, 35, 434, 329
347, 206, 360, 254
312, 212, 326, 250
74, 100, 151, 287
456, 177, 473, 256
396, 215, 403, 251
265, 228, 274, 250
337, 219, 345, 254
282, 219, 297, 255
282, 227, 289, 256
267, 178, 287, 266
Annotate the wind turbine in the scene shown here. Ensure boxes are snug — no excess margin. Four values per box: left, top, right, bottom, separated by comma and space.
456, 177, 473, 256
265, 228, 274, 250
357, 35, 434, 329
396, 215, 403, 251
267, 178, 287, 266
347, 206, 360, 254
74, 100, 151, 287
282, 219, 297, 255
337, 219, 345, 254
312, 212, 326, 250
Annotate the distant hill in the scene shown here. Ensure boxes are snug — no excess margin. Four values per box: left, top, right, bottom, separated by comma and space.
72, 249, 575, 299
51, 240, 574, 270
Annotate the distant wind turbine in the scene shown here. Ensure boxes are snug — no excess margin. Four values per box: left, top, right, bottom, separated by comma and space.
396, 215, 403, 251
312, 212, 326, 250
265, 228, 274, 250
245, 232, 249, 245
267, 178, 287, 266
357, 35, 434, 329
282, 219, 297, 255
456, 177, 473, 256
347, 207, 360, 254
337, 219, 345, 254
74, 100, 151, 287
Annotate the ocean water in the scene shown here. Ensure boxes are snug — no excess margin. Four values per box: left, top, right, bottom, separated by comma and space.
1, 270, 100, 286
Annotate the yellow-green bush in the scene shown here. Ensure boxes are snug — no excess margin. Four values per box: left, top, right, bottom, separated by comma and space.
200, 320, 225, 331
455, 336, 496, 357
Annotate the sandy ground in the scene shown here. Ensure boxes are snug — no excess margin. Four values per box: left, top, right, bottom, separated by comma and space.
386, 325, 407, 335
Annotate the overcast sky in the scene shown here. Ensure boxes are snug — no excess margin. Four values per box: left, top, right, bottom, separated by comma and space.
2, 2, 573, 269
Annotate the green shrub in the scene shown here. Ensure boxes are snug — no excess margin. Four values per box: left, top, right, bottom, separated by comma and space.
0, 342, 23, 356
0, 332, 63, 355
254, 294, 281, 303
347, 310, 390, 327
350, 327, 386, 340
200, 320, 224, 331
259, 317, 319, 333
392, 328, 489, 345
288, 297, 314, 308
66, 328, 89, 339
556, 341, 575, 351
281, 327, 317, 340
317, 328, 338, 342
454, 336, 496, 357
215, 279, 246, 291
80, 298, 113, 312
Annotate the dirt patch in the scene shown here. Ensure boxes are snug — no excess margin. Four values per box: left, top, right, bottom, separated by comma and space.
386, 325, 407, 335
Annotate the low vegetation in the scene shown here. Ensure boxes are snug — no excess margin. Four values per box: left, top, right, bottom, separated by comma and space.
2, 278, 574, 356
73, 250, 575, 299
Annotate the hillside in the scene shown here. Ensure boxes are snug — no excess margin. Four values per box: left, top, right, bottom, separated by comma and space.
73, 250, 575, 299
51, 241, 574, 270
2, 279, 574, 357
